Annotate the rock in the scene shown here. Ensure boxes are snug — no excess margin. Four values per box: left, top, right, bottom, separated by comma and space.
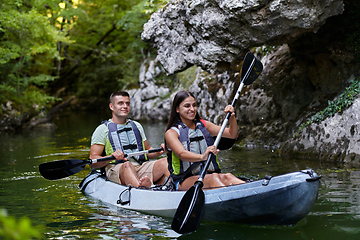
281, 96, 360, 165
142, 0, 344, 74
189, 68, 235, 125
128, 58, 171, 121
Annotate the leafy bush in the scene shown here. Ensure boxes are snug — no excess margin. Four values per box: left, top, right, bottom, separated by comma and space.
0, 209, 42, 240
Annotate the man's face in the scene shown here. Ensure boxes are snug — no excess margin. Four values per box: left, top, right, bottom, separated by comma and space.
110, 95, 130, 118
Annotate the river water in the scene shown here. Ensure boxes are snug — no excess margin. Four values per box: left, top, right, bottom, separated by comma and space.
1, 111, 360, 239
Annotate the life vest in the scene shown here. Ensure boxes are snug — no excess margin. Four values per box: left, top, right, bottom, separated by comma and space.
104, 120, 148, 164
167, 119, 221, 183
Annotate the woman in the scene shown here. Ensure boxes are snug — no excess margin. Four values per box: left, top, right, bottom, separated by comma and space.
165, 91, 246, 190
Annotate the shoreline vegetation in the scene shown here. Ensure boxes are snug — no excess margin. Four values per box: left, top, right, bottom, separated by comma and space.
0, 0, 168, 132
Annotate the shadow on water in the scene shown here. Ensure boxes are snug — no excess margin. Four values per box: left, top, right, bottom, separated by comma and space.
1, 111, 360, 239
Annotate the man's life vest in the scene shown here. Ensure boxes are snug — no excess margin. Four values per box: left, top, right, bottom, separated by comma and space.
104, 120, 148, 164
167, 120, 221, 183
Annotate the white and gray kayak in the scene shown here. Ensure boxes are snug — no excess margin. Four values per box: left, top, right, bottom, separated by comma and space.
79, 169, 321, 225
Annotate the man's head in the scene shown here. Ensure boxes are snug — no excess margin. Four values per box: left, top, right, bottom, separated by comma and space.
109, 91, 131, 121
110, 91, 130, 104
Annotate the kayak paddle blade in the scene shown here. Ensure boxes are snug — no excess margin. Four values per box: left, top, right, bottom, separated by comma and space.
213, 136, 237, 150
39, 159, 89, 180
241, 52, 263, 85
171, 182, 205, 234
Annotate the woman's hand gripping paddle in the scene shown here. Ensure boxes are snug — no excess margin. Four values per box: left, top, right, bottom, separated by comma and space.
171, 52, 263, 234
39, 148, 164, 180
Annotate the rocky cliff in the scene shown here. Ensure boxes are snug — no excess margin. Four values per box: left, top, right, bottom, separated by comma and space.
141, 0, 344, 74
136, 0, 360, 164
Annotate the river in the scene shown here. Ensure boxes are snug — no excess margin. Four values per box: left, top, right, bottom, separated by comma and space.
0, 111, 360, 239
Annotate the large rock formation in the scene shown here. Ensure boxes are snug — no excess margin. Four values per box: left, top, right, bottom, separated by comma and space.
139, 0, 360, 163
142, 0, 344, 74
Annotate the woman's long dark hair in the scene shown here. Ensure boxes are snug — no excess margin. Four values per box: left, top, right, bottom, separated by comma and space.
166, 91, 201, 131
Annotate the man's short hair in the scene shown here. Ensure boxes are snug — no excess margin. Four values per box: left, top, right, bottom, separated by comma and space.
110, 91, 130, 103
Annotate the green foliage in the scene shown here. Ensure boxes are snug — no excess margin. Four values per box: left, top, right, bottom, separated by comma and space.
0, 209, 42, 240
254, 45, 276, 57
0, 0, 70, 117
60, 0, 168, 99
0, 0, 170, 121
294, 78, 360, 137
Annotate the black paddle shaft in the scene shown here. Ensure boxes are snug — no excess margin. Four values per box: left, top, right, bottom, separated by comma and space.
39, 147, 163, 180
199, 53, 258, 182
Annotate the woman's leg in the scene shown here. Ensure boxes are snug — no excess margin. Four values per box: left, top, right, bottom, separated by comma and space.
177, 176, 199, 190
219, 173, 246, 185
178, 173, 226, 190
203, 173, 225, 189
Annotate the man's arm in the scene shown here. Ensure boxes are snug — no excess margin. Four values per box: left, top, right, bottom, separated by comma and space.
90, 144, 110, 168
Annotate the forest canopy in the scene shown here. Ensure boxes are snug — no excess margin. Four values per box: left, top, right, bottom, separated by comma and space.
0, 0, 167, 125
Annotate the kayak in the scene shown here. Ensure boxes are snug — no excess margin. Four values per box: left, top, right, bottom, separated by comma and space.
79, 169, 321, 225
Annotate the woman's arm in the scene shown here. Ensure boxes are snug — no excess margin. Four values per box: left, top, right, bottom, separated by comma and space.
165, 129, 219, 162
205, 105, 239, 139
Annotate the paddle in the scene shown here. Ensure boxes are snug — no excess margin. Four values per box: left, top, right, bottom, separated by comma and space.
39, 148, 164, 180
213, 136, 236, 150
171, 52, 263, 234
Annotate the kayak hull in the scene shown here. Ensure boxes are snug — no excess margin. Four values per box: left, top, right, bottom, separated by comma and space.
80, 169, 320, 225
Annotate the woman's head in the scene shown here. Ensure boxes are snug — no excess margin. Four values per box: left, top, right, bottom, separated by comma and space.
166, 91, 200, 130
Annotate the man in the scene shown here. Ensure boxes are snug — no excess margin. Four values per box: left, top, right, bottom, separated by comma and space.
90, 91, 169, 188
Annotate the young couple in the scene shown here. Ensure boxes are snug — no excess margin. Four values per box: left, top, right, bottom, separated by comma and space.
89, 90, 245, 190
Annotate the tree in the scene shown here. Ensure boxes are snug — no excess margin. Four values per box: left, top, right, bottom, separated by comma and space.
56, 0, 168, 102
0, 0, 70, 118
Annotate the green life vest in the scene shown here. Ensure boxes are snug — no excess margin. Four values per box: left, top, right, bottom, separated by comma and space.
104, 120, 148, 164
167, 120, 221, 183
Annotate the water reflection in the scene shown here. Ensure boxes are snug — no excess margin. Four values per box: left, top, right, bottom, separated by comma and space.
0, 112, 360, 239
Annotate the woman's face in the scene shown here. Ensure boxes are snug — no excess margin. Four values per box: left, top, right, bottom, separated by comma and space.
176, 96, 197, 122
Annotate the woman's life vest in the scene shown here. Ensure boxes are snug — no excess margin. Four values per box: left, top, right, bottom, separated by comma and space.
167, 120, 221, 183
104, 120, 148, 164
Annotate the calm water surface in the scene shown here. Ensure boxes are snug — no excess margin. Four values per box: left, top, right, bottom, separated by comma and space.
1, 111, 360, 239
